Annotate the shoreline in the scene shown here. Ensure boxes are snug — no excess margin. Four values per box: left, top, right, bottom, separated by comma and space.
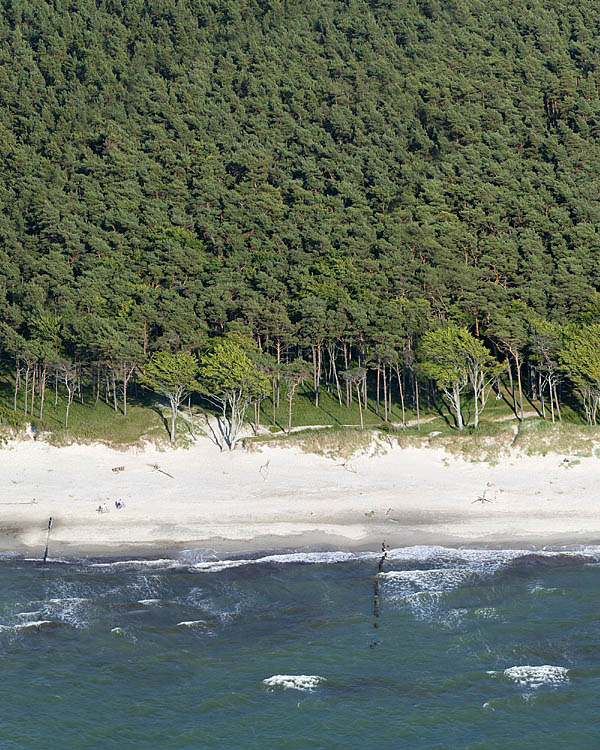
7, 528, 600, 561
1, 436, 600, 558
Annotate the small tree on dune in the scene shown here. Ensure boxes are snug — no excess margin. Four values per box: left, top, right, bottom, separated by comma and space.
559, 324, 600, 425
198, 332, 270, 450
419, 326, 499, 430
281, 358, 311, 433
55, 359, 78, 429
342, 367, 367, 429
140, 351, 199, 443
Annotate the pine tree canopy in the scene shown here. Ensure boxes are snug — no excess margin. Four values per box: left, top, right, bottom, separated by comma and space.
3, 0, 600, 432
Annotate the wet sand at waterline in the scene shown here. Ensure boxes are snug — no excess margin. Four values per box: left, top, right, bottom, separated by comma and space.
0, 436, 598, 556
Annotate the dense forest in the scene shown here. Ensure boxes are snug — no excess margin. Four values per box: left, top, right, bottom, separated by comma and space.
2, 0, 600, 434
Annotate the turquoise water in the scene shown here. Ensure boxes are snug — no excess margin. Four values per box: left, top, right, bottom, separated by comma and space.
1, 546, 600, 749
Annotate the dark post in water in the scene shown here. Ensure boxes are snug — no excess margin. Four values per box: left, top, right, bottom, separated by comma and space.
42, 517, 53, 566
370, 541, 388, 647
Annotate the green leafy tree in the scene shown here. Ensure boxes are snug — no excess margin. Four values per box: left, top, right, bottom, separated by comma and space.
198, 333, 269, 450
419, 328, 468, 431
419, 326, 499, 430
559, 325, 600, 425
140, 351, 199, 442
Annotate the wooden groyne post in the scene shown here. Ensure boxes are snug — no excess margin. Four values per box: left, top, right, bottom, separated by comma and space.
42, 517, 53, 566
370, 541, 388, 647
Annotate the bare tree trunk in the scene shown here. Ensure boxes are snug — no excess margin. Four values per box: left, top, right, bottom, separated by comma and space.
453, 383, 464, 431
24, 364, 30, 415
328, 345, 343, 405
30, 364, 36, 417
318, 343, 322, 407
276, 340, 281, 409
356, 383, 364, 429
311, 344, 318, 408
310, 343, 322, 408
170, 399, 176, 443
112, 370, 118, 413
123, 366, 128, 416
122, 363, 136, 417
383, 363, 388, 421
506, 361, 516, 416
65, 389, 74, 428
395, 365, 406, 426
375, 359, 380, 415
553, 381, 561, 422
343, 343, 351, 405
13, 359, 20, 411
415, 375, 420, 431
514, 352, 524, 421
39, 365, 47, 420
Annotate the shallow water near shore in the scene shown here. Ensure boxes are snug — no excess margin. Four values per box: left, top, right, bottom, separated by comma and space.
1, 546, 599, 748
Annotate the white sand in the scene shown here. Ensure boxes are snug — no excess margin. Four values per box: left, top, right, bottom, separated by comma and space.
0, 436, 598, 556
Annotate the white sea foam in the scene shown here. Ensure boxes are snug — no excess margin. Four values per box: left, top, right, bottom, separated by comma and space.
381, 568, 479, 624
109, 626, 137, 642
528, 584, 559, 594
380, 565, 492, 626
503, 665, 570, 689
473, 607, 499, 620
377, 545, 600, 625
259, 551, 354, 565
385, 545, 600, 567
33, 596, 92, 628
192, 550, 356, 573
28, 543, 600, 577
15, 544, 600, 573
263, 675, 326, 692
380, 568, 479, 593
192, 560, 251, 573
91, 558, 177, 569
0, 620, 67, 632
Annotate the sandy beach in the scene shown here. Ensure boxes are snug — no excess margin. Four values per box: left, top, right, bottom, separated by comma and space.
0, 434, 598, 557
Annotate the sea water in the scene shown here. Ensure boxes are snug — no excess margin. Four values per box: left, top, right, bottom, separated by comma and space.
1, 546, 599, 749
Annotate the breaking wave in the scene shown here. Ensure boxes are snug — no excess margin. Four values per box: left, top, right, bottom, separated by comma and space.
502, 665, 570, 689
263, 675, 326, 692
